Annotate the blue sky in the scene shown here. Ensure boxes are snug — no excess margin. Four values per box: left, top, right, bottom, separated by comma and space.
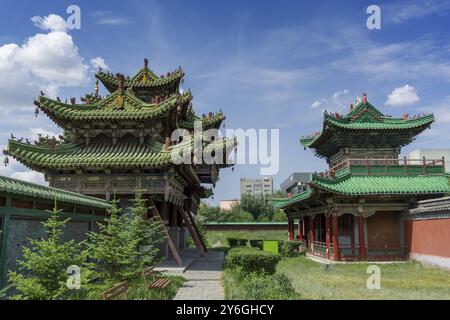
1, 0, 450, 204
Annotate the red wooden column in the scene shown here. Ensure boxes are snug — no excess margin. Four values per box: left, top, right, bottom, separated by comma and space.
358, 214, 367, 260
288, 218, 294, 241
309, 216, 314, 254
325, 215, 331, 259
350, 215, 355, 258
299, 218, 304, 240
331, 213, 340, 261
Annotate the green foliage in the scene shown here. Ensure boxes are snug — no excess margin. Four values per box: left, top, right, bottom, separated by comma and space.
239, 194, 280, 221
227, 238, 238, 247
86, 199, 137, 291
271, 209, 288, 222
224, 269, 298, 300
226, 247, 281, 275
249, 239, 263, 249
127, 193, 164, 277
283, 241, 307, 257
8, 207, 89, 300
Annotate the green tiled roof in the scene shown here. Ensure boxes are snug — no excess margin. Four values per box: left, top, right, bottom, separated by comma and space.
300, 101, 434, 148
96, 68, 184, 93
36, 91, 192, 125
178, 112, 225, 130
6, 137, 236, 172
0, 175, 111, 209
271, 189, 314, 209
270, 173, 450, 209
311, 173, 450, 195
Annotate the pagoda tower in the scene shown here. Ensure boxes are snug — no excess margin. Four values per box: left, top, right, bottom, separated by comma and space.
4, 59, 236, 263
272, 94, 450, 261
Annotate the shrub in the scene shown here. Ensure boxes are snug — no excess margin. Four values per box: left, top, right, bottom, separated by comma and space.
224, 269, 297, 300
240, 273, 297, 299
227, 238, 238, 247
284, 241, 307, 257
238, 239, 248, 246
249, 239, 263, 249
226, 247, 281, 275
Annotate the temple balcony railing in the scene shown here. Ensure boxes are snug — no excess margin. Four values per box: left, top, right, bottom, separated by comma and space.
320, 157, 446, 179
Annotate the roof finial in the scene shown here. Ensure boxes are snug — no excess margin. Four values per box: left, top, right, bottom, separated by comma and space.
144, 58, 149, 70
363, 92, 367, 105
116, 73, 125, 93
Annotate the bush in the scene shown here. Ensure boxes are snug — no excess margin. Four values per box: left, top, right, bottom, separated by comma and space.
238, 239, 248, 246
227, 238, 238, 247
226, 247, 281, 275
240, 273, 297, 299
249, 240, 263, 249
224, 269, 298, 300
284, 241, 307, 257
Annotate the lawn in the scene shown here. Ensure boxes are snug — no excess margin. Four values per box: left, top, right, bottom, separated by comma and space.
206, 230, 286, 248
277, 256, 450, 300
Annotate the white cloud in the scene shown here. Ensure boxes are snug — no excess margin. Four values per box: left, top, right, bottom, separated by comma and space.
31, 14, 69, 32
385, 0, 450, 24
11, 171, 46, 185
386, 85, 420, 106
332, 89, 349, 100
310, 100, 322, 109
91, 11, 130, 25
90, 56, 109, 70
0, 14, 89, 115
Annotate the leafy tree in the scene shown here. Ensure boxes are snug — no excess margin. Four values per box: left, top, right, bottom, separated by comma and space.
127, 193, 164, 276
240, 194, 275, 221
271, 209, 288, 222
8, 206, 88, 300
86, 199, 136, 289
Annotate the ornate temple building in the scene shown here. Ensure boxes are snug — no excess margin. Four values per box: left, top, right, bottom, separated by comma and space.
4, 59, 236, 265
272, 94, 450, 263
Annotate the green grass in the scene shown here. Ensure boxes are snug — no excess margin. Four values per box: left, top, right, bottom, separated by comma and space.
277, 256, 450, 300
206, 230, 286, 248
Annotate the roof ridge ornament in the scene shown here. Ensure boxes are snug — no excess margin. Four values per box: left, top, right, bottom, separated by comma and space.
143, 58, 149, 81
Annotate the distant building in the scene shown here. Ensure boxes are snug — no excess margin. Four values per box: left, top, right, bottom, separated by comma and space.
408, 149, 450, 172
240, 177, 273, 198
280, 172, 312, 196
219, 199, 240, 211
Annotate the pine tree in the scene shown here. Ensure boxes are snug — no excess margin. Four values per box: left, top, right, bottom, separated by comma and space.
86, 199, 136, 288
8, 206, 88, 300
127, 193, 164, 276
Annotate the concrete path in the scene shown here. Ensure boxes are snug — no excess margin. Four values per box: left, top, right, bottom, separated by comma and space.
171, 250, 225, 300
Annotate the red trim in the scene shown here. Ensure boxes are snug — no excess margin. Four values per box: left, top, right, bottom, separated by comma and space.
358, 214, 367, 260
325, 215, 331, 259
309, 216, 314, 254
332, 214, 340, 261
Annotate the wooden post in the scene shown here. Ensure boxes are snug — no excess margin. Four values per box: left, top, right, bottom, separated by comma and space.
299, 218, 304, 240
288, 218, 294, 241
309, 216, 314, 254
358, 214, 367, 260
350, 215, 355, 258
331, 213, 340, 261
423, 156, 427, 174
325, 215, 331, 259
442, 156, 446, 173
169, 203, 177, 227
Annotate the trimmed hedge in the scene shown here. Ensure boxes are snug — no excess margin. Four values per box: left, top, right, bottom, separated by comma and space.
227, 238, 238, 247
249, 239, 263, 249
226, 247, 281, 274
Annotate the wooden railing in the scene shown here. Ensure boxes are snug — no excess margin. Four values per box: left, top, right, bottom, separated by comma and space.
321, 157, 445, 178
339, 244, 409, 261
